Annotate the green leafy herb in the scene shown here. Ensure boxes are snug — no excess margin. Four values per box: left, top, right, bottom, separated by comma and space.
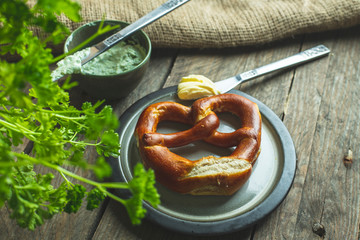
0, 0, 159, 230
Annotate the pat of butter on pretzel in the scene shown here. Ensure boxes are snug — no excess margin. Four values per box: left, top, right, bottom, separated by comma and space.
177, 75, 221, 100
135, 93, 261, 195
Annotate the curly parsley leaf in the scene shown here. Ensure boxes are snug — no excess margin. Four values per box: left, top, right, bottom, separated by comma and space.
124, 164, 160, 225
0, 0, 159, 230
86, 188, 106, 211
64, 184, 86, 214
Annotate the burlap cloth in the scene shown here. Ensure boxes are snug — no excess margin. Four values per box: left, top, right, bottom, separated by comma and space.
60, 0, 360, 48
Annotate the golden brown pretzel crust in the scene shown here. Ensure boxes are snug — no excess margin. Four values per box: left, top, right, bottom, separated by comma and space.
135, 93, 261, 195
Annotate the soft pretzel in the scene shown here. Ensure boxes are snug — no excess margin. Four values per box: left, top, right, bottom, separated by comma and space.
134, 93, 261, 195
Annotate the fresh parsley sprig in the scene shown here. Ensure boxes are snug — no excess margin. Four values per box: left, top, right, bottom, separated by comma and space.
0, 0, 159, 230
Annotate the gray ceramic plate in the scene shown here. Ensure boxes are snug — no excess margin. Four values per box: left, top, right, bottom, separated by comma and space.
110, 87, 296, 235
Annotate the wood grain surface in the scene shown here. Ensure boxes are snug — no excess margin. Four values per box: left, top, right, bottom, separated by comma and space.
1, 26, 359, 240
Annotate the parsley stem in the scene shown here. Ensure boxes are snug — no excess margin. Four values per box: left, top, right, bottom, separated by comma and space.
11, 152, 98, 186
97, 182, 129, 189
14, 166, 36, 204
45, 162, 100, 187
53, 114, 86, 120
12, 152, 127, 192
0, 161, 30, 168
69, 132, 78, 142
67, 140, 99, 146
15, 166, 29, 185
14, 185, 46, 191
0, 118, 39, 137
60, 171, 74, 187
103, 191, 126, 205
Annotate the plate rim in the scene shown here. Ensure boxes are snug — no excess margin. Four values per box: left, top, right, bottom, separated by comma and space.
111, 86, 296, 235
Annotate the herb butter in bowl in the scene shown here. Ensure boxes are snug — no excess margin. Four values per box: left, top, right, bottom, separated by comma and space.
61, 20, 151, 100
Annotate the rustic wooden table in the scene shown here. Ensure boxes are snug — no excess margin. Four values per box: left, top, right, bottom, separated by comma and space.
1, 25, 359, 239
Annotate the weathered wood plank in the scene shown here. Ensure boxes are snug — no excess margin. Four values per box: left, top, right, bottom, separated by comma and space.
253, 26, 360, 239
93, 199, 254, 240
252, 38, 331, 240
236, 42, 302, 117
292, 27, 360, 239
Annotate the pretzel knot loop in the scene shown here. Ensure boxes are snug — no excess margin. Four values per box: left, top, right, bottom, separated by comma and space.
135, 93, 261, 195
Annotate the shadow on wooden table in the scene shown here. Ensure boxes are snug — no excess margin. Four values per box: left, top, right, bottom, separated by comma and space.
92, 199, 255, 240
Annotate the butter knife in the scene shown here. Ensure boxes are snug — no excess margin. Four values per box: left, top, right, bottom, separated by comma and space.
81, 0, 191, 65
215, 45, 330, 93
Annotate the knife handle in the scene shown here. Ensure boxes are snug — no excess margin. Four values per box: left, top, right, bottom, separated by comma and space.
81, 0, 190, 65
238, 45, 330, 82
103, 0, 190, 47
215, 45, 330, 93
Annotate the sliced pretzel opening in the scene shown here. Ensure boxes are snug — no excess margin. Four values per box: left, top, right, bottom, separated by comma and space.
186, 157, 251, 178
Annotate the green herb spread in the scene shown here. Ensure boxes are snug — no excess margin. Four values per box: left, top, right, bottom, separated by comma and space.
52, 41, 145, 80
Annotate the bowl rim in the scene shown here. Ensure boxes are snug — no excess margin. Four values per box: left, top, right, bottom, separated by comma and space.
64, 19, 152, 77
